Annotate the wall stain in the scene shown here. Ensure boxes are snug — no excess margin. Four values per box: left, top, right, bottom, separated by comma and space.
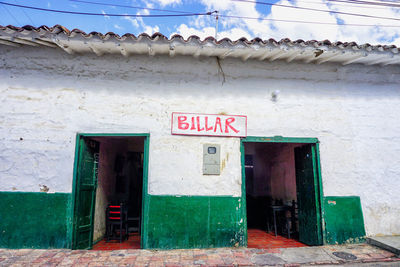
39, 185, 49, 192
7, 95, 41, 101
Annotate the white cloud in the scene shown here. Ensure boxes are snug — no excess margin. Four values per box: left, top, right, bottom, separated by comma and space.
266, 0, 400, 44
144, 25, 160, 35
124, 16, 139, 29
176, 23, 256, 41
174, 0, 400, 45
176, 24, 215, 39
101, 10, 110, 19
114, 24, 123, 30
151, 0, 181, 7
146, 3, 155, 9
123, 9, 160, 35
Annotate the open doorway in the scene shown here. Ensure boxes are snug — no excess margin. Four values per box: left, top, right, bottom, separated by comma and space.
72, 134, 148, 250
242, 138, 323, 249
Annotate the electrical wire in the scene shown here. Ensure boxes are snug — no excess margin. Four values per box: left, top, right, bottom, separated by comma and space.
294, 0, 392, 10
232, 0, 400, 21
296, 0, 400, 7
326, 0, 400, 8
368, 0, 400, 4
0, 10, 5, 25
1, 4, 20, 24
0, 1, 399, 28
218, 13, 400, 27
294, 0, 399, 9
276, 0, 400, 8
15, 0, 35, 25
0, 1, 215, 17
69, 0, 195, 14
72, 0, 396, 11
62, 0, 400, 26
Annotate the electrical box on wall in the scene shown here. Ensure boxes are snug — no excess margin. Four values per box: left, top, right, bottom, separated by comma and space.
203, 144, 220, 175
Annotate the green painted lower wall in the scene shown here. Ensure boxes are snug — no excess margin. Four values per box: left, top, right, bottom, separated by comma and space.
0, 191, 367, 249
144, 195, 245, 249
0, 192, 71, 249
323, 196, 366, 244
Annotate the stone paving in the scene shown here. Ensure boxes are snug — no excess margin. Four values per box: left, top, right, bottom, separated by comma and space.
0, 243, 399, 266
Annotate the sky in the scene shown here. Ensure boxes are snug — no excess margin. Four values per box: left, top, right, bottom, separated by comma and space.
0, 0, 399, 45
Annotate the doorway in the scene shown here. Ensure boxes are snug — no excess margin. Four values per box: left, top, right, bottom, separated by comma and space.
241, 137, 323, 249
71, 134, 149, 250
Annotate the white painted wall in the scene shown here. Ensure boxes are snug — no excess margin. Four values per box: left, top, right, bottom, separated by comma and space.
0, 45, 399, 236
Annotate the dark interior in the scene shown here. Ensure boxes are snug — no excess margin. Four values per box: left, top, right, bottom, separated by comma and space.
113, 152, 143, 220
92, 136, 144, 246
245, 142, 302, 239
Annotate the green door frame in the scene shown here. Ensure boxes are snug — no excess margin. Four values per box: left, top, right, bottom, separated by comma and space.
240, 136, 325, 246
71, 133, 150, 249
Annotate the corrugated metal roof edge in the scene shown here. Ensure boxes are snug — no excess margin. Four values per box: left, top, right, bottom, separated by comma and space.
1, 24, 400, 66
2, 24, 399, 51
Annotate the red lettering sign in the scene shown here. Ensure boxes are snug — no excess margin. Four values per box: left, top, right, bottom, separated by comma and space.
171, 113, 247, 137
177, 116, 189, 130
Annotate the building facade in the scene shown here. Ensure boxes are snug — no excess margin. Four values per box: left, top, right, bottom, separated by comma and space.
0, 25, 399, 249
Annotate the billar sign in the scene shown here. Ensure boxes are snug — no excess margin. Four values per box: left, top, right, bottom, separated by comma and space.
171, 112, 247, 137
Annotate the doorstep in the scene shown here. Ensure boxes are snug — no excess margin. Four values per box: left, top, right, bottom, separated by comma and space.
367, 235, 400, 256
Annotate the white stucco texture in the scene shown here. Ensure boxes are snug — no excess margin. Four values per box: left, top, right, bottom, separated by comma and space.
149, 135, 241, 196
0, 45, 400, 236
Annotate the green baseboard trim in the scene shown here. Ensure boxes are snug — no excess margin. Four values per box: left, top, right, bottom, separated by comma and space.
323, 196, 366, 245
0, 191, 72, 249
144, 195, 245, 249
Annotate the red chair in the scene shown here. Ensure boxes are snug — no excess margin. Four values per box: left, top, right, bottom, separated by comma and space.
106, 204, 128, 242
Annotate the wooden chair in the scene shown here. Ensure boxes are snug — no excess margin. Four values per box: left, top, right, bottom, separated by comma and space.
267, 200, 297, 238
106, 204, 128, 242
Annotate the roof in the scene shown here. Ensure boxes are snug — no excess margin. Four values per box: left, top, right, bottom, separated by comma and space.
1, 24, 400, 66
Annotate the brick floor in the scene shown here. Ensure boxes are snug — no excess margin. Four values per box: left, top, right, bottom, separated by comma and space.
92, 233, 141, 250
92, 229, 306, 251
1, 243, 399, 266
247, 229, 307, 249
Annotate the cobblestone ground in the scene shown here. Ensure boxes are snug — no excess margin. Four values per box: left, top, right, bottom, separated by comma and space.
0, 243, 399, 266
